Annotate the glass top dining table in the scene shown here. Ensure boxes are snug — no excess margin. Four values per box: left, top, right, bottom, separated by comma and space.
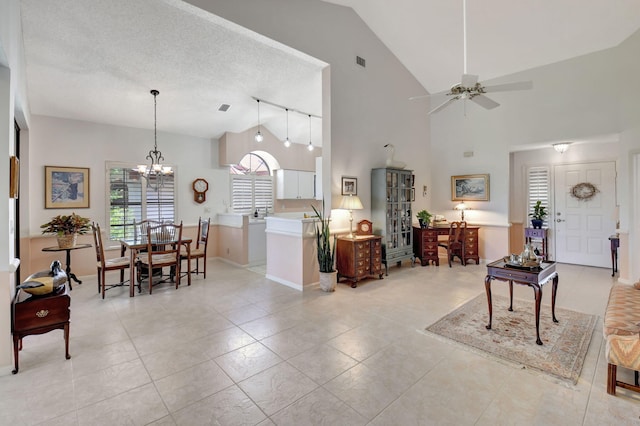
119, 236, 192, 297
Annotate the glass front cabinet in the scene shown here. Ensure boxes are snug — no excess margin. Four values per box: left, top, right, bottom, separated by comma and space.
371, 167, 415, 274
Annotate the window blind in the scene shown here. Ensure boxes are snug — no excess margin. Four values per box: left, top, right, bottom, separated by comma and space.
527, 166, 550, 227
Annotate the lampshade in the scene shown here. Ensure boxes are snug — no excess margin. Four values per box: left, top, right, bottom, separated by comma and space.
339, 194, 363, 211
553, 142, 571, 153
454, 201, 467, 220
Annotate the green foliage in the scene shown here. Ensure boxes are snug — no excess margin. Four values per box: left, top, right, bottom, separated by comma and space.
416, 209, 432, 223
528, 201, 548, 220
41, 213, 91, 235
311, 202, 336, 273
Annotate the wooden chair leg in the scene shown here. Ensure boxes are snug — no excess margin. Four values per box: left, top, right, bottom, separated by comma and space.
608, 363, 617, 395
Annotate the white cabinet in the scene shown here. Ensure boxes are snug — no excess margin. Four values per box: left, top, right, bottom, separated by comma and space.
276, 169, 316, 199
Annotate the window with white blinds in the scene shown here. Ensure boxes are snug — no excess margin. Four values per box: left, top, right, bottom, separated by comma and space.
108, 164, 175, 240
527, 166, 550, 226
231, 175, 274, 213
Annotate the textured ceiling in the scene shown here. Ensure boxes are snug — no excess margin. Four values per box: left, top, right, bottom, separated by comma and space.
323, 0, 640, 94
20, 0, 326, 144
20, 0, 640, 146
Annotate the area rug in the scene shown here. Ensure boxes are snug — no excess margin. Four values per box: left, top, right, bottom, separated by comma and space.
425, 294, 597, 384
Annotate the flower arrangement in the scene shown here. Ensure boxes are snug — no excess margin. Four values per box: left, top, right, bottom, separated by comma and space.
40, 213, 91, 236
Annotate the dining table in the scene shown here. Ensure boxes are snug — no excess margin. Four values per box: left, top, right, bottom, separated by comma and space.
119, 236, 191, 297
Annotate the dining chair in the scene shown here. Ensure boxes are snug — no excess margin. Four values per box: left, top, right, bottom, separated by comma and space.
137, 221, 184, 294
180, 217, 210, 280
91, 223, 131, 299
438, 221, 467, 267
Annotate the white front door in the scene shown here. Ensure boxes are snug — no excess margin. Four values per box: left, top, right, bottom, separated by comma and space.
553, 162, 616, 268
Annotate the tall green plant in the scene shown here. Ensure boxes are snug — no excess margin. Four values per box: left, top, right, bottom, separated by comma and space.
311, 203, 335, 273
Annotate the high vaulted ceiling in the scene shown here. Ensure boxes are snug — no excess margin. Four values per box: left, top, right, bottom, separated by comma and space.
19, 0, 640, 145
323, 0, 640, 93
20, 0, 326, 144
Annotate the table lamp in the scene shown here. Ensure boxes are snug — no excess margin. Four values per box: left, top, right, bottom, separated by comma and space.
455, 201, 468, 221
339, 194, 363, 238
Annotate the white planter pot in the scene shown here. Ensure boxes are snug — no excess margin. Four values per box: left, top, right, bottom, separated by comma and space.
319, 271, 337, 292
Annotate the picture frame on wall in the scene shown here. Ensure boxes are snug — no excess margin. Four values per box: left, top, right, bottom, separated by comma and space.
451, 174, 489, 201
45, 166, 90, 209
341, 176, 357, 195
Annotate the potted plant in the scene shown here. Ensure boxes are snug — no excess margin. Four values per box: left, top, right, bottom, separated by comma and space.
41, 212, 91, 248
416, 209, 432, 229
529, 201, 547, 229
311, 202, 337, 292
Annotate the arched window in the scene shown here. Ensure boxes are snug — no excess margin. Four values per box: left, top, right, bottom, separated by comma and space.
230, 153, 275, 213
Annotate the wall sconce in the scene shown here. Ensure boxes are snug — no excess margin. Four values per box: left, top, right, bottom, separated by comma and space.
553, 142, 571, 153
339, 194, 363, 238
454, 201, 468, 221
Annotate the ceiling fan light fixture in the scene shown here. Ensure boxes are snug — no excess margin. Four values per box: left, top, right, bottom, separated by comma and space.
553, 142, 571, 153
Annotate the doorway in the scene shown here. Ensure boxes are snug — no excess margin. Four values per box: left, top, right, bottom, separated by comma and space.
553, 161, 616, 268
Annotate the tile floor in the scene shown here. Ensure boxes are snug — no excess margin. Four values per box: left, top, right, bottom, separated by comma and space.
2, 259, 640, 425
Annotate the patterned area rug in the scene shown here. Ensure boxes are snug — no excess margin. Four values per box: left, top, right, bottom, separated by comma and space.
426, 294, 597, 384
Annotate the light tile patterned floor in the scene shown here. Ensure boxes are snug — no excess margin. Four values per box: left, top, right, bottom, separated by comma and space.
2, 259, 640, 425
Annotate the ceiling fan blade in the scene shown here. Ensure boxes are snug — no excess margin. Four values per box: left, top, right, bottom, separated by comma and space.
483, 81, 533, 93
408, 94, 430, 101
428, 97, 459, 115
470, 94, 499, 110
461, 74, 478, 87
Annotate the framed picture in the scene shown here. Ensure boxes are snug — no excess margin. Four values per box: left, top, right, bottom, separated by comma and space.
451, 174, 489, 201
45, 166, 90, 208
341, 176, 357, 195
9, 156, 19, 199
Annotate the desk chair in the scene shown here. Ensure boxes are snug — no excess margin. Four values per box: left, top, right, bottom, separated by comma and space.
438, 221, 467, 267
91, 223, 131, 298
181, 217, 210, 279
137, 222, 184, 294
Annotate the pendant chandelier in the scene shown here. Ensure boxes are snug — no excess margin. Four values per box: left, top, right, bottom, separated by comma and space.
137, 89, 172, 190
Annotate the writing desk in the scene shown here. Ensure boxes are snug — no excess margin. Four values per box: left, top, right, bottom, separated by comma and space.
42, 243, 92, 289
413, 226, 480, 266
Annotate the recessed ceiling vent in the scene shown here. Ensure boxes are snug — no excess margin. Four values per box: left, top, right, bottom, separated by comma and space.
218, 104, 231, 112
356, 56, 366, 67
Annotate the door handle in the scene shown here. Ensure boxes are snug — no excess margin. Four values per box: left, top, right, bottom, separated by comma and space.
556, 219, 565, 223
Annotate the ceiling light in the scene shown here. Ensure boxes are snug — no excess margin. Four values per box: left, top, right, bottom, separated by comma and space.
136, 89, 172, 191
307, 114, 314, 151
553, 142, 571, 153
255, 99, 264, 142
283, 109, 291, 148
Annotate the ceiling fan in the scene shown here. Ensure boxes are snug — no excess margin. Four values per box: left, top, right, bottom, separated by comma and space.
413, 0, 532, 115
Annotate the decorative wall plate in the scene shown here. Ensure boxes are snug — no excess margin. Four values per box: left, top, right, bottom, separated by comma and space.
570, 182, 599, 201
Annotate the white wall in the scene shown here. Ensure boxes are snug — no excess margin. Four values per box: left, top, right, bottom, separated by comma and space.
432, 28, 640, 268
185, 0, 431, 228
28, 115, 229, 232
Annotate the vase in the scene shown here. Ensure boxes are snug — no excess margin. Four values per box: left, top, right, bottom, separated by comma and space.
418, 219, 426, 228
319, 271, 337, 292
57, 233, 77, 249
531, 219, 543, 229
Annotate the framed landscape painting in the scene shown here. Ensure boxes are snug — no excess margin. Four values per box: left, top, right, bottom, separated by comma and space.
451, 174, 489, 201
45, 166, 90, 208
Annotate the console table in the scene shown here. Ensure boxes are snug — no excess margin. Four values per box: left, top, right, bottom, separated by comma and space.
12, 285, 71, 374
336, 235, 383, 287
413, 225, 480, 266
